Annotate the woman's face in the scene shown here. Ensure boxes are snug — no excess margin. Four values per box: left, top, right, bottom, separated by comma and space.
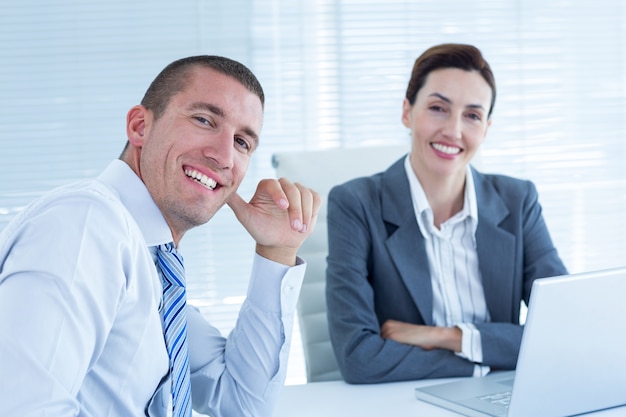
402, 67, 492, 184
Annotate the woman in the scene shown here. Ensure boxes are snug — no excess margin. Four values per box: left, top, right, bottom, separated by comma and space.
325, 43, 567, 384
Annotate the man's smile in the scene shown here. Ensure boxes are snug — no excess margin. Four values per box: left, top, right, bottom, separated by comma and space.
184, 167, 218, 190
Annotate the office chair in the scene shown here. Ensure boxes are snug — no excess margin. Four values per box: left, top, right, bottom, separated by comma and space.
272, 144, 409, 382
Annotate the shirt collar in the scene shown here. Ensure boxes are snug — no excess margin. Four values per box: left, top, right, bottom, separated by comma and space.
404, 155, 478, 238
97, 159, 173, 247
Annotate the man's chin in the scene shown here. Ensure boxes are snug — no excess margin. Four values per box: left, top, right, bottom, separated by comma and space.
177, 205, 223, 230
197, 208, 222, 225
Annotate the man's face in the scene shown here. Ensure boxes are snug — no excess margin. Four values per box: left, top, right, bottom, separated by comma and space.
135, 67, 264, 241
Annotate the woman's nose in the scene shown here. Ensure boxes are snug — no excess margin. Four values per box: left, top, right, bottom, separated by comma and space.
442, 115, 463, 140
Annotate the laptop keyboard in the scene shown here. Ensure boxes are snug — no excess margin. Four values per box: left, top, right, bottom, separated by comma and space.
478, 390, 512, 409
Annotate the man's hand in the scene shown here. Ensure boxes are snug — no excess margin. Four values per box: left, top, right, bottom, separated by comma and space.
227, 177, 321, 266
381, 319, 462, 352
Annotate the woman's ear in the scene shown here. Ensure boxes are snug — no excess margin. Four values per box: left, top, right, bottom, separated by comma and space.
401, 98, 412, 128
126, 105, 149, 147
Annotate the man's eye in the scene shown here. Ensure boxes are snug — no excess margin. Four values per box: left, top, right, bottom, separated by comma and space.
194, 116, 211, 125
235, 137, 251, 151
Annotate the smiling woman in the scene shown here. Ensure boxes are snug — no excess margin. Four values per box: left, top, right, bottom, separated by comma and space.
2, 0, 626, 388
403, 67, 493, 208
324, 43, 568, 384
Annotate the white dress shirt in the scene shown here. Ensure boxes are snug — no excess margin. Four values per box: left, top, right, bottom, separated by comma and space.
404, 157, 490, 376
0, 159, 305, 417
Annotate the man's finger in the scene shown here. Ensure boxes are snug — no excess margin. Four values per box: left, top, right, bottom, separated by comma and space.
226, 191, 246, 214
278, 178, 304, 231
226, 192, 254, 226
295, 182, 321, 233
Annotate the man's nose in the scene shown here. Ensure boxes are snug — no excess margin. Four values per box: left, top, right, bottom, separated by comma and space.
203, 133, 234, 169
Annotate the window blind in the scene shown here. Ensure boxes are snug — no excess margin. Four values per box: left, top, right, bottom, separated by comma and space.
2, 0, 626, 387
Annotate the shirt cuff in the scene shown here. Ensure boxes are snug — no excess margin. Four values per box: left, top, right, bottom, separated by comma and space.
454, 323, 491, 376
472, 364, 491, 377
245, 253, 305, 314
455, 322, 483, 362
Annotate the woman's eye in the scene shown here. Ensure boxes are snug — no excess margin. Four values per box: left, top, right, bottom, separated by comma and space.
467, 113, 482, 121
429, 105, 444, 112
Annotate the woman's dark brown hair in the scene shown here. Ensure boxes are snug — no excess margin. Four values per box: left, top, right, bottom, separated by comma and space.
405, 44, 496, 117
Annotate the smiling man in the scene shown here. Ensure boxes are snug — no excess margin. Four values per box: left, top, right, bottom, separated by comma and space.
0, 56, 320, 417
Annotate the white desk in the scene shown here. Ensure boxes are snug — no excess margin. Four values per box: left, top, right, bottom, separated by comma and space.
274, 379, 626, 416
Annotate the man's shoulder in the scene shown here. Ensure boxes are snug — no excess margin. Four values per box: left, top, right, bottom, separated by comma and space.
2, 178, 135, 242
34, 179, 127, 218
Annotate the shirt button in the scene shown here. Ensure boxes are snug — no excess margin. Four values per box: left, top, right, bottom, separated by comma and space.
283, 285, 294, 295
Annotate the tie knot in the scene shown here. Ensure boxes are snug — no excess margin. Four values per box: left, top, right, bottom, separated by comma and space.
157, 243, 185, 287
159, 242, 177, 255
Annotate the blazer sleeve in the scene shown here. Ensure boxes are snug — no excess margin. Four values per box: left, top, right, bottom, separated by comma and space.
475, 178, 568, 369
326, 180, 475, 384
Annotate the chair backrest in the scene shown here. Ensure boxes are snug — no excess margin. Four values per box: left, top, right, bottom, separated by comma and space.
272, 144, 409, 382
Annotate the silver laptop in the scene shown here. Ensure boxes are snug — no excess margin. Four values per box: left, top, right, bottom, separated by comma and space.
414, 267, 626, 417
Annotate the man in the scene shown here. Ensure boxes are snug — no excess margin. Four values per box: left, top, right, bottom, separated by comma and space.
0, 56, 320, 416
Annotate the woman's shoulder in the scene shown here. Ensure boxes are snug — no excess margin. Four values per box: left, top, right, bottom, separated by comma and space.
330, 157, 404, 196
472, 168, 540, 206
329, 173, 384, 207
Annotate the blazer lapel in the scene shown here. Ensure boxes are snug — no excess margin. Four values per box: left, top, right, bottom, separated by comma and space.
381, 159, 434, 325
378, 164, 517, 325
472, 169, 517, 323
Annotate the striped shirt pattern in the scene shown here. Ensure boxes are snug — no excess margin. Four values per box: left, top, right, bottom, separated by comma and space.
404, 157, 490, 374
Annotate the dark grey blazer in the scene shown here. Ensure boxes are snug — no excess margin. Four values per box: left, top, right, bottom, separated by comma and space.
326, 156, 567, 384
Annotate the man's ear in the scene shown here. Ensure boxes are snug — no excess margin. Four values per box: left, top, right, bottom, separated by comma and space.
126, 105, 150, 147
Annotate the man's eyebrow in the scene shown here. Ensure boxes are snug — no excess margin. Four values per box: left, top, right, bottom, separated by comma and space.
188, 101, 260, 146
428, 92, 485, 111
189, 101, 225, 118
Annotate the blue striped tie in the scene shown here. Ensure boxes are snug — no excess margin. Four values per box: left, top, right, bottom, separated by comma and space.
156, 243, 192, 417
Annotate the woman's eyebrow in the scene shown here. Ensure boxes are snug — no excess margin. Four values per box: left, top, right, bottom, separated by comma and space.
429, 92, 452, 103
428, 92, 485, 111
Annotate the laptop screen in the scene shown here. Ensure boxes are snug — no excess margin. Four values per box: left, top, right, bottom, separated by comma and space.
415, 267, 626, 417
